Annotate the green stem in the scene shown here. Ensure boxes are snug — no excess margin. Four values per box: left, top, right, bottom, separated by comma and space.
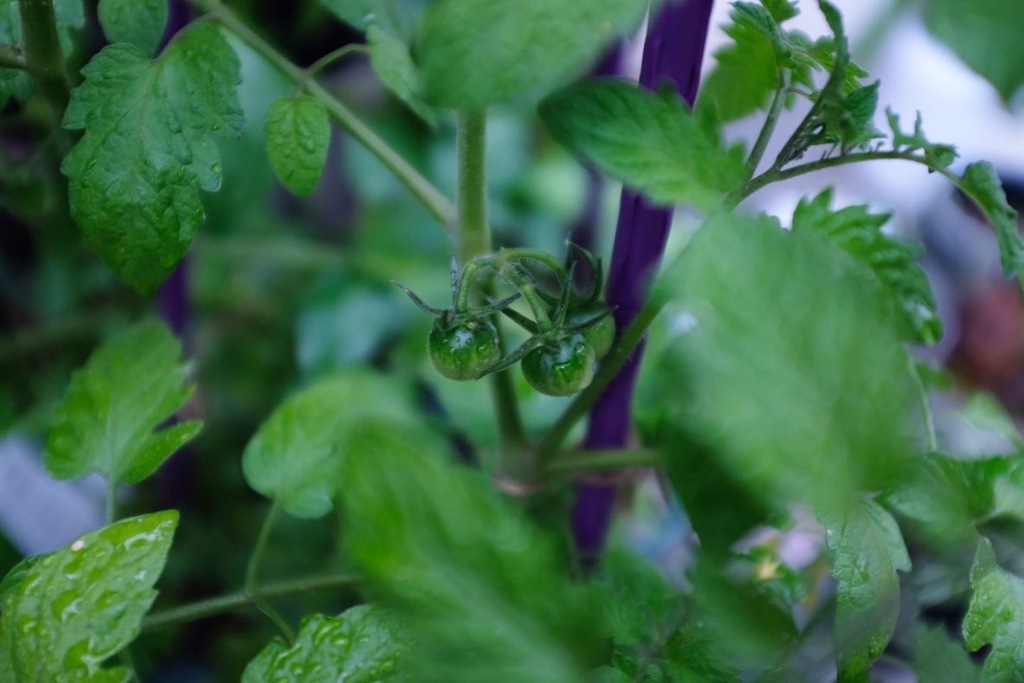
17, 0, 69, 116
545, 448, 662, 476
456, 111, 528, 472
455, 248, 568, 312
245, 503, 295, 643
731, 150, 961, 206
535, 298, 665, 465
500, 267, 553, 330
142, 573, 359, 630
306, 44, 368, 78
746, 71, 789, 177
0, 45, 27, 71
457, 112, 490, 264
193, 0, 456, 234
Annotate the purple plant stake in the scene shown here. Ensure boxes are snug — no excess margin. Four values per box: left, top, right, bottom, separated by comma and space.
572, 0, 715, 566
157, 0, 193, 341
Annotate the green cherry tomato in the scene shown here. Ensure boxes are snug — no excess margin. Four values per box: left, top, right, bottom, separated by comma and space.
521, 335, 596, 396
428, 316, 501, 380
567, 305, 615, 359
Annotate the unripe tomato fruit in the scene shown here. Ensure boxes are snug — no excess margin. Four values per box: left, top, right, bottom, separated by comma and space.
567, 305, 615, 359
428, 317, 501, 380
521, 335, 596, 396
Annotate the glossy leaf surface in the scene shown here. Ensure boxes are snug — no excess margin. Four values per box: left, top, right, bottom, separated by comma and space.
44, 320, 201, 485
62, 23, 244, 292
243, 606, 406, 682
0, 512, 178, 682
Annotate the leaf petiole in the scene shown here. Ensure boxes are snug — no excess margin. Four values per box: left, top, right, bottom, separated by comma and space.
244, 503, 295, 643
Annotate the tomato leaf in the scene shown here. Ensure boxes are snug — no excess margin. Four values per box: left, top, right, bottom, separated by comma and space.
540, 80, 747, 209
698, 2, 790, 123
241, 371, 430, 519
963, 538, 1024, 679
650, 213, 915, 518
0, 511, 178, 682
885, 109, 958, 169
338, 421, 605, 683
242, 606, 406, 682
368, 24, 435, 127
265, 94, 330, 196
698, 1, 868, 125
44, 319, 201, 486
62, 22, 244, 292
416, 0, 646, 109
958, 162, 1024, 292
97, 0, 168, 56
922, 0, 1024, 103
791, 189, 941, 345
826, 499, 911, 680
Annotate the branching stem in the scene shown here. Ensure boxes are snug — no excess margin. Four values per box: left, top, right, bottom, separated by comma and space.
546, 448, 662, 476
535, 299, 665, 464
142, 573, 359, 630
730, 149, 961, 206
456, 112, 528, 472
191, 0, 456, 235
245, 503, 295, 643
746, 70, 789, 176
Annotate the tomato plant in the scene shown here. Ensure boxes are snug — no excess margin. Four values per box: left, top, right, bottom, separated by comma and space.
1, 0, 1024, 681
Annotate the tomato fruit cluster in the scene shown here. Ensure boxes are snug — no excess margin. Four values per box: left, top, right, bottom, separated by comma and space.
396, 246, 615, 396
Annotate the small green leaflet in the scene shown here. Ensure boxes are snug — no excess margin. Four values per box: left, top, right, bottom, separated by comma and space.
0, 511, 178, 682
0, 0, 84, 107
886, 109, 958, 169
775, 2, 883, 164
416, 0, 646, 109
265, 94, 330, 196
761, 0, 798, 22
826, 499, 911, 681
697, 2, 790, 123
339, 421, 605, 683
791, 189, 941, 344
958, 162, 1024, 293
62, 22, 244, 293
697, 0, 867, 125
922, 0, 1024, 103
242, 606, 406, 682
97, 0, 168, 56
963, 538, 1024, 681
540, 80, 747, 209
44, 319, 201, 486
241, 370, 431, 519
651, 213, 915, 519
914, 624, 981, 683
